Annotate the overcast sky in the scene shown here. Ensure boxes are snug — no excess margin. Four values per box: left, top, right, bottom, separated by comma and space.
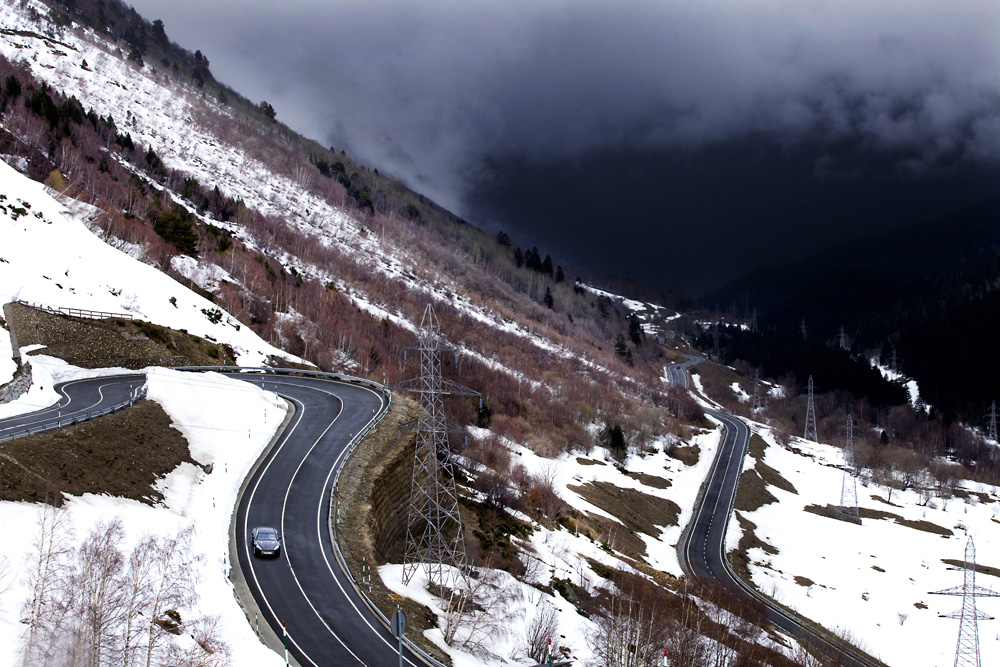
127, 0, 1000, 295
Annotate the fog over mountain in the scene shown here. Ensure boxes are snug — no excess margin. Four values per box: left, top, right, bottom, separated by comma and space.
128, 0, 1000, 294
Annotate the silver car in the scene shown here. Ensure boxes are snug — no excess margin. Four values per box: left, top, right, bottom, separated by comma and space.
251, 526, 281, 557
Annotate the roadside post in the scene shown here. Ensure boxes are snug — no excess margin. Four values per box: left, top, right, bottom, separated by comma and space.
390, 609, 407, 667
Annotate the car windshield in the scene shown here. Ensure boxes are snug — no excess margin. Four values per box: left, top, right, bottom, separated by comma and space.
256, 529, 277, 539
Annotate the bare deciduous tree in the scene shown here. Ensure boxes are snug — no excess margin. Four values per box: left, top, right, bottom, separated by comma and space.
442, 564, 517, 658
18, 510, 226, 667
522, 603, 560, 664
144, 526, 198, 667
71, 518, 127, 667
21, 502, 75, 667
588, 584, 670, 667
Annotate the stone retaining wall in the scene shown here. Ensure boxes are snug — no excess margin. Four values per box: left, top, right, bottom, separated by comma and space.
4, 302, 181, 369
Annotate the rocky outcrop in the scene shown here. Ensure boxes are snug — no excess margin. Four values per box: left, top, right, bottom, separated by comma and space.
0, 360, 31, 404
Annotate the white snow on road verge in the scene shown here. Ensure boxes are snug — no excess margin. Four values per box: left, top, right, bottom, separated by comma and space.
0, 367, 288, 666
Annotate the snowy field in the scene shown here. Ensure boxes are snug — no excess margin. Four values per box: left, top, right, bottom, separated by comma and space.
736, 426, 1000, 666
0, 367, 288, 666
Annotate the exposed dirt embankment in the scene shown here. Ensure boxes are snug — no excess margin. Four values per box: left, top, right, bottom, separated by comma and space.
336, 395, 419, 569
5, 302, 235, 369
333, 394, 453, 666
0, 398, 195, 505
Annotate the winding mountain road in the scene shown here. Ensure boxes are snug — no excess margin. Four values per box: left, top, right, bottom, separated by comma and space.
0, 373, 145, 441
0, 356, 886, 666
667, 357, 881, 667
229, 372, 424, 667
0, 370, 426, 667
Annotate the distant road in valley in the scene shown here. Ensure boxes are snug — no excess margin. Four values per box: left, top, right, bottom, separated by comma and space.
667, 358, 882, 667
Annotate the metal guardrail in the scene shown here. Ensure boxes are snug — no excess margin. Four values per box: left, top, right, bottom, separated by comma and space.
327, 394, 451, 667
0, 377, 148, 443
13, 299, 134, 321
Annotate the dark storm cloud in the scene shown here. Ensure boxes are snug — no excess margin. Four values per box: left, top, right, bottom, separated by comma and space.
128, 0, 1000, 292
130, 0, 1000, 196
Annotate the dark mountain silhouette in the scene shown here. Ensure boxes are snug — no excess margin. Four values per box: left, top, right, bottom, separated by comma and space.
705, 193, 1000, 423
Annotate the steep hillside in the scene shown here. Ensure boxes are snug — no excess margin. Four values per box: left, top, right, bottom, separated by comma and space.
730, 425, 1000, 667
4, 2, 971, 666
0, 157, 294, 369
0, 0, 682, 459
0, 2, 777, 666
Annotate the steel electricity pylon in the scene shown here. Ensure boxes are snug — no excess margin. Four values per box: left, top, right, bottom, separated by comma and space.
987, 401, 997, 442
839, 414, 858, 516
804, 375, 818, 441
712, 320, 721, 362
394, 304, 479, 595
931, 536, 1000, 667
751, 368, 764, 413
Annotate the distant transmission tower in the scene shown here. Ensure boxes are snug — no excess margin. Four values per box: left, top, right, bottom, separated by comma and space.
804, 375, 818, 441
750, 308, 758, 334
889, 344, 900, 375
931, 536, 1000, 667
396, 304, 479, 594
840, 414, 858, 516
751, 368, 764, 413
800, 318, 808, 340
839, 325, 848, 351
712, 321, 721, 361
987, 401, 997, 442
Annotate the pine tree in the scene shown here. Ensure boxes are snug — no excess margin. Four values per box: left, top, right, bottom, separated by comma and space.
601, 423, 627, 460
628, 313, 644, 346
614, 333, 628, 359
258, 100, 277, 122
526, 247, 542, 271
544, 287, 554, 309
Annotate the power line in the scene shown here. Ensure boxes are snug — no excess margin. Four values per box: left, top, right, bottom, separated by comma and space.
804, 375, 818, 442
839, 414, 858, 517
931, 536, 1000, 667
395, 304, 478, 596
751, 368, 764, 413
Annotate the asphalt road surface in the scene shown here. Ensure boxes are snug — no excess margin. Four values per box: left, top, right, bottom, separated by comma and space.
664, 354, 702, 390
0, 373, 145, 440
231, 373, 424, 667
666, 358, 880, 667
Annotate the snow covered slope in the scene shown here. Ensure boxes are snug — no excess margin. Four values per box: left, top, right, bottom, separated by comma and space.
734, 427, 1000, 667
0, 368, 288, 666
0, 157, 298, 374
